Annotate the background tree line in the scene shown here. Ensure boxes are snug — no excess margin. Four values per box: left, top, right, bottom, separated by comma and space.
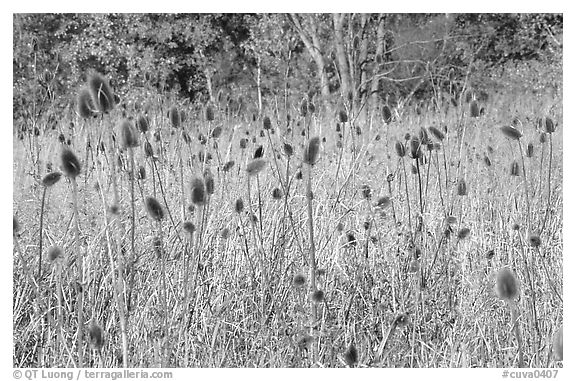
13, 13, 562, 124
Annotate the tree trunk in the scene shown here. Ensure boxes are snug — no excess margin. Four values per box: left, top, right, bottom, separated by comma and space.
370, 15, 386, 120
333, 13, 351, 103
358, 14, 370, 121
287, 14, 330, 101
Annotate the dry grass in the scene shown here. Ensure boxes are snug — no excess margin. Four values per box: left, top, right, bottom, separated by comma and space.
13, 90, 563, 368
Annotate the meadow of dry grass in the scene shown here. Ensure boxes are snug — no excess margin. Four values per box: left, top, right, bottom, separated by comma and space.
12, 83, 563, 368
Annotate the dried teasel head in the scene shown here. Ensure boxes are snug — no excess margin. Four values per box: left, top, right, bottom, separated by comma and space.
61, 148, 81, 179
343, 343, 358, 367
495, 267, 519, 301
500, 125, 523, 140
88, 72, 115, 113
42, 172, 62, 187
169, 105, 181, 128
190, 177, 207, 205
119, 119, 139, 149
303, 136, 321, 165
145, 197, 164, 221
246, 158, 267, 177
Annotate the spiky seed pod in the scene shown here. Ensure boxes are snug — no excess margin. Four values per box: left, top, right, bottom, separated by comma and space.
445, 216, 457, 225
254, 145, 264, 159
311, 289, 325, 303
375, 196, 391, 209
297, 334, 313, 350
419, 128, 431, 145
137, 166, 146, 180
182, 131, 191, 144
527, 142, 534, 158
169, 106, 180, 128
457, 227, 471, 240
119, 119, 139, 149
457, 178, 468, 196
109, 204, 119, 215
500, 125, 523, 140
235, 198, 244, 214
539, 132, 548, 144
428, 126, 445, 141
382, 105, 392, 124
486, 249, 495, 260
335, 123, 341, 132
88, 322, 104, 351
239, 138, 247, 149
292, 273, 306, 287
272, 187, 283, 200
212, 126, 222, 139
409, 136, 422, 159
283, 143, 293, 156
183, 221, 196, 235
145, 197, 164, 221
512, 223, 520, 231
206, 105, 215, 121
220, 227, 231, 240
88, 72, 115, 113
136, 115, 149, 133
203, 170, 215, 195
510, 161, 520, 176
263, 116, 272, 130
13, 215, 19, 235
343, 343, 358, 367
190, 177, 206, 205
42, 172, 62, 187
223, 160, 235, 172
470, 100, 480, 117
246, 158, 267, 176
408, 259, 419, 273
495, 267, 519, 300
359, 184, 371, 200
300, 99, 308, 117
77, 88, 95, 119
338, 110, 348, 123
484, 156, 492, 167
303, 136, 321, 165
144, 141, 154, 158
47, 246, 63, 262
394, 313, 409, 327
395, 141, 406, 157
545, 116, 556, 133
296, 170, 303, 180
308, 101, 315, 114
529, 234, 541, 248
553, 326, 563, 361
60, 148, 81, 179
465, 90, 473, 103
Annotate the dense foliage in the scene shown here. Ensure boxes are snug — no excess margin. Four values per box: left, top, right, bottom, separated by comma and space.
13, 13, 562, 122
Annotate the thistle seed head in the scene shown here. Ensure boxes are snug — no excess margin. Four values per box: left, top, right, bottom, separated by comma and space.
190, 177, 206, 205
88, 322, 104, 351
60, 148, 81, 179
246, 158, 267, 176
119, 119, 139, 149
169, 106, 180, 128
495, 267, 519, 301
42, 172, 62, 187
303, 136, 321, 165
500, 125, 523, 140
77, 88, 95, 119
234, 198, 244, 214
145, 197, 164, 221
343, 343, 358, 367
292, 273, 306, 288
88, 72, 115, 113
263, 116, 272, 130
